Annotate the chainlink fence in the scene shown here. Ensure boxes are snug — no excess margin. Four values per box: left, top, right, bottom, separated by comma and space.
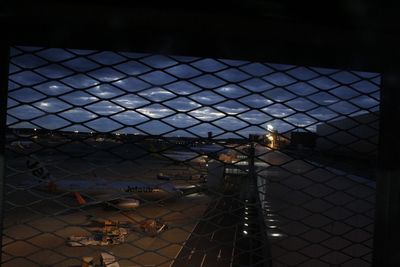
1, 46, 380, 266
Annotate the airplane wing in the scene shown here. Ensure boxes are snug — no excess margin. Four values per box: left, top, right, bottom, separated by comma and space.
73, 192, 141, 210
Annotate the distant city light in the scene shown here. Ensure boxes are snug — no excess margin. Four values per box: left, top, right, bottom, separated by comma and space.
270, 233, 282, 237
74, 130, 79, 133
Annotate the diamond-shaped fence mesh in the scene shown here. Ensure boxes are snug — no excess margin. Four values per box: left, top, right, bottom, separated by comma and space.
1, 46, 380, 266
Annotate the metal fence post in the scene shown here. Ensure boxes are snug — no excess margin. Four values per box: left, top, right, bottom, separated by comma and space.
0, 44, 10, 264
374, 71, 400, 266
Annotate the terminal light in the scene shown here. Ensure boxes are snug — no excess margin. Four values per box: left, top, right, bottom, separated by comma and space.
270, 233, 282, 237
243, 230, 248, 235
244, 223, 248, 227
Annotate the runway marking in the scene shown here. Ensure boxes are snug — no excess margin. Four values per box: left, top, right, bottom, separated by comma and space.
217, 249, 222, 261
210, 231, 215, 241
230, 224, 238, 267
169, 221, 199, 267
200, 254, 207, 267
188, 248, 195, 260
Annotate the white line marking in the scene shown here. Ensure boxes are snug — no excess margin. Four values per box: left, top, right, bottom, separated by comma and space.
230, 224, 238, 267
169, 221, 199, 267
210, 231, 215, 241
188, 248, 195, 260
217, 249, 222, 261
200, 254, 207, 267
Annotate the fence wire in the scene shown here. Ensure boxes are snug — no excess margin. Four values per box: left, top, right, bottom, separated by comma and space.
1, 46, 380, 267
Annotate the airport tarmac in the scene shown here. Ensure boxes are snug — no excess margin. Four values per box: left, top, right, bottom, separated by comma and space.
2, 139, 213, 267
3, 136, 376, 266
2, 192, 212, 267
255, 146, 375, 267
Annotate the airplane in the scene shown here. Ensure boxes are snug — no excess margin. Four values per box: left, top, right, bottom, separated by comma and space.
23, 156, 186, 210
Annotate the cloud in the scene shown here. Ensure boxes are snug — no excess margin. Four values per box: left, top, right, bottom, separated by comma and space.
7, 46, 381, 137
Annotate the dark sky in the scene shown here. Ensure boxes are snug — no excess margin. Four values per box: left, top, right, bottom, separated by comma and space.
7, 46, 381, 138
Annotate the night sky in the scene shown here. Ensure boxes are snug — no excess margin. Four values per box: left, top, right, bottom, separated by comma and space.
7, 46, 381, 138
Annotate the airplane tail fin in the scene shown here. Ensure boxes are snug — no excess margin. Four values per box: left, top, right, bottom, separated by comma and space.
47, 180, 57, 193
26, 155, 55, 192
26, 155, 52, 181
74, 192, 87, 205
